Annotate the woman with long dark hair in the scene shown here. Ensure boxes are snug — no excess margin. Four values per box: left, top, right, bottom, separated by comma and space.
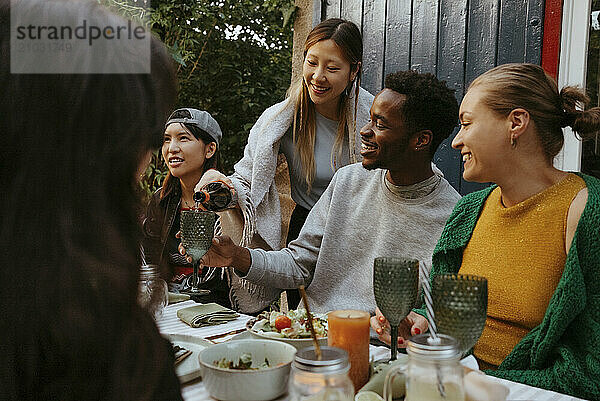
142, 108, 232, 307
0, 0, 181, 399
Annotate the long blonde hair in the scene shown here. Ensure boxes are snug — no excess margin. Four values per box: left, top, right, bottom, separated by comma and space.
289, 18, 362, 191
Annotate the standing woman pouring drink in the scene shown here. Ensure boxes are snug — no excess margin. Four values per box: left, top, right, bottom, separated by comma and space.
197, 18, 374, 313
372, 63, 600, 400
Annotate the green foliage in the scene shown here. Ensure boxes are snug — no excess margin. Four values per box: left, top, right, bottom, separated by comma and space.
99, 0, 150, 22
582, 1, 600, 177
152, 0, 296, 195
140, 149, 168, 197
100, 0, 296, 196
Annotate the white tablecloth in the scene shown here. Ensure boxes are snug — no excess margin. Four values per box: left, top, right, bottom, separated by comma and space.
158, 301, 585, 401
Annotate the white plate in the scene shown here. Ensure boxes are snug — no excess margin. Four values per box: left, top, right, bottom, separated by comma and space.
245, 318, 327, 350
166, 333, 213, 383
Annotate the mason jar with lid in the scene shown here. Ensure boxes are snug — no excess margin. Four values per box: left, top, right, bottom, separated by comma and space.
289, 346, 354, 401
384, 333, 465, 401
138, 264, 168, 320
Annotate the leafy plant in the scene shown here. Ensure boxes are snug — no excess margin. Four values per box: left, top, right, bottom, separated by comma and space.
101, 0, 297, 196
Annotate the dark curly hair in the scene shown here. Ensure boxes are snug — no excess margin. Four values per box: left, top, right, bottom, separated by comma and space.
384, 71, 459, 155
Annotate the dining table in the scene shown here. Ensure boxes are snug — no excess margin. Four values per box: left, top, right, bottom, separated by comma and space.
157, 300, 586, 401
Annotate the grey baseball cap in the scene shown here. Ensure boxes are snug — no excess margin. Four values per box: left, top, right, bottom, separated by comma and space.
165, 108, 222, 145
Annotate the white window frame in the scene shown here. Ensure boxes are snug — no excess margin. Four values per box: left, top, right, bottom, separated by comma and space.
555, 0, 591, 171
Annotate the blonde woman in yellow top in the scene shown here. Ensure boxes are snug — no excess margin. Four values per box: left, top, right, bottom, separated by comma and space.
372, 63, 600, 399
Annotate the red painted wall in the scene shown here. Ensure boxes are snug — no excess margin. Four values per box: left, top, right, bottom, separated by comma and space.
542, 0, 563, 79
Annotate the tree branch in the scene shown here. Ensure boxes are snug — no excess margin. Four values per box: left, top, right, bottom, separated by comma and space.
187, 23, 215, 80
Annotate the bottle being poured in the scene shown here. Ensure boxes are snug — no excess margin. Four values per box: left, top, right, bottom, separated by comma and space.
193, 180, 238, 211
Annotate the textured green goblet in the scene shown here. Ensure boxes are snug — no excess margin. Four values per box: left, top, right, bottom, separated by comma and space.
432, 274, 488, 356
180, 210, 216, 295
373, 257, 419, 361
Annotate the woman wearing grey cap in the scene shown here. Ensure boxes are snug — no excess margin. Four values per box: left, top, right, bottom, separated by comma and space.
141, 108, 233, 308
196, 19, 374, 313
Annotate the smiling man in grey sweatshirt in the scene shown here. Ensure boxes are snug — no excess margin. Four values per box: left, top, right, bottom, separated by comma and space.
195, 70, 461, 315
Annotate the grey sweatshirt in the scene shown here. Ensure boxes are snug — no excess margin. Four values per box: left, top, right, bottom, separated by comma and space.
243, 163, 461, 314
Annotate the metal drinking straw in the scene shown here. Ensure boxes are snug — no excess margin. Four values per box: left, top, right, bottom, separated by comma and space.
420, 261, 446, 398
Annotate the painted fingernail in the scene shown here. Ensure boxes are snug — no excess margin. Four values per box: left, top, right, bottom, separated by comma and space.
376, 328, 382, 335
398, 338, 404, 345
414, 328, 421, 335
379, 316, 385, 322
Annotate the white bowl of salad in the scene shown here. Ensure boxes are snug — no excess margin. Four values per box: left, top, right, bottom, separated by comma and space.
199, 339, 297, 401
246, 309, 328, 350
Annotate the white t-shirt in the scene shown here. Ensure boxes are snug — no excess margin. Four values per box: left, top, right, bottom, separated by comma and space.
280, 112, 350, 210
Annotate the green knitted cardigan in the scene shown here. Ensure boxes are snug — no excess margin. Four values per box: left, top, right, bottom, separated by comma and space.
424, 173, 600, 400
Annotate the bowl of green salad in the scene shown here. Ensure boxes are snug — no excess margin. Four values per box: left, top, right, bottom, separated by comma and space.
198, 339, 297, 401
246, 309, 328, 350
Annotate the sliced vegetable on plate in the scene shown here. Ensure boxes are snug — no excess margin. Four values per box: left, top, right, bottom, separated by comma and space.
248, 309, 328, 339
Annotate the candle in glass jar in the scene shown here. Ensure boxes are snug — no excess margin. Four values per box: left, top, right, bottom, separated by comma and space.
327, 310, 370, 392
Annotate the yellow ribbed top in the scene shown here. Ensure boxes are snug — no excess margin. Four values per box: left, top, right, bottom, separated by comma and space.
459, 173, 586, 369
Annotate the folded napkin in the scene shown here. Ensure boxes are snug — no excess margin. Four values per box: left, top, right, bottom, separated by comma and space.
464, 370, 509, 401
168, 292, 190, 305
177, 303, 239, 328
